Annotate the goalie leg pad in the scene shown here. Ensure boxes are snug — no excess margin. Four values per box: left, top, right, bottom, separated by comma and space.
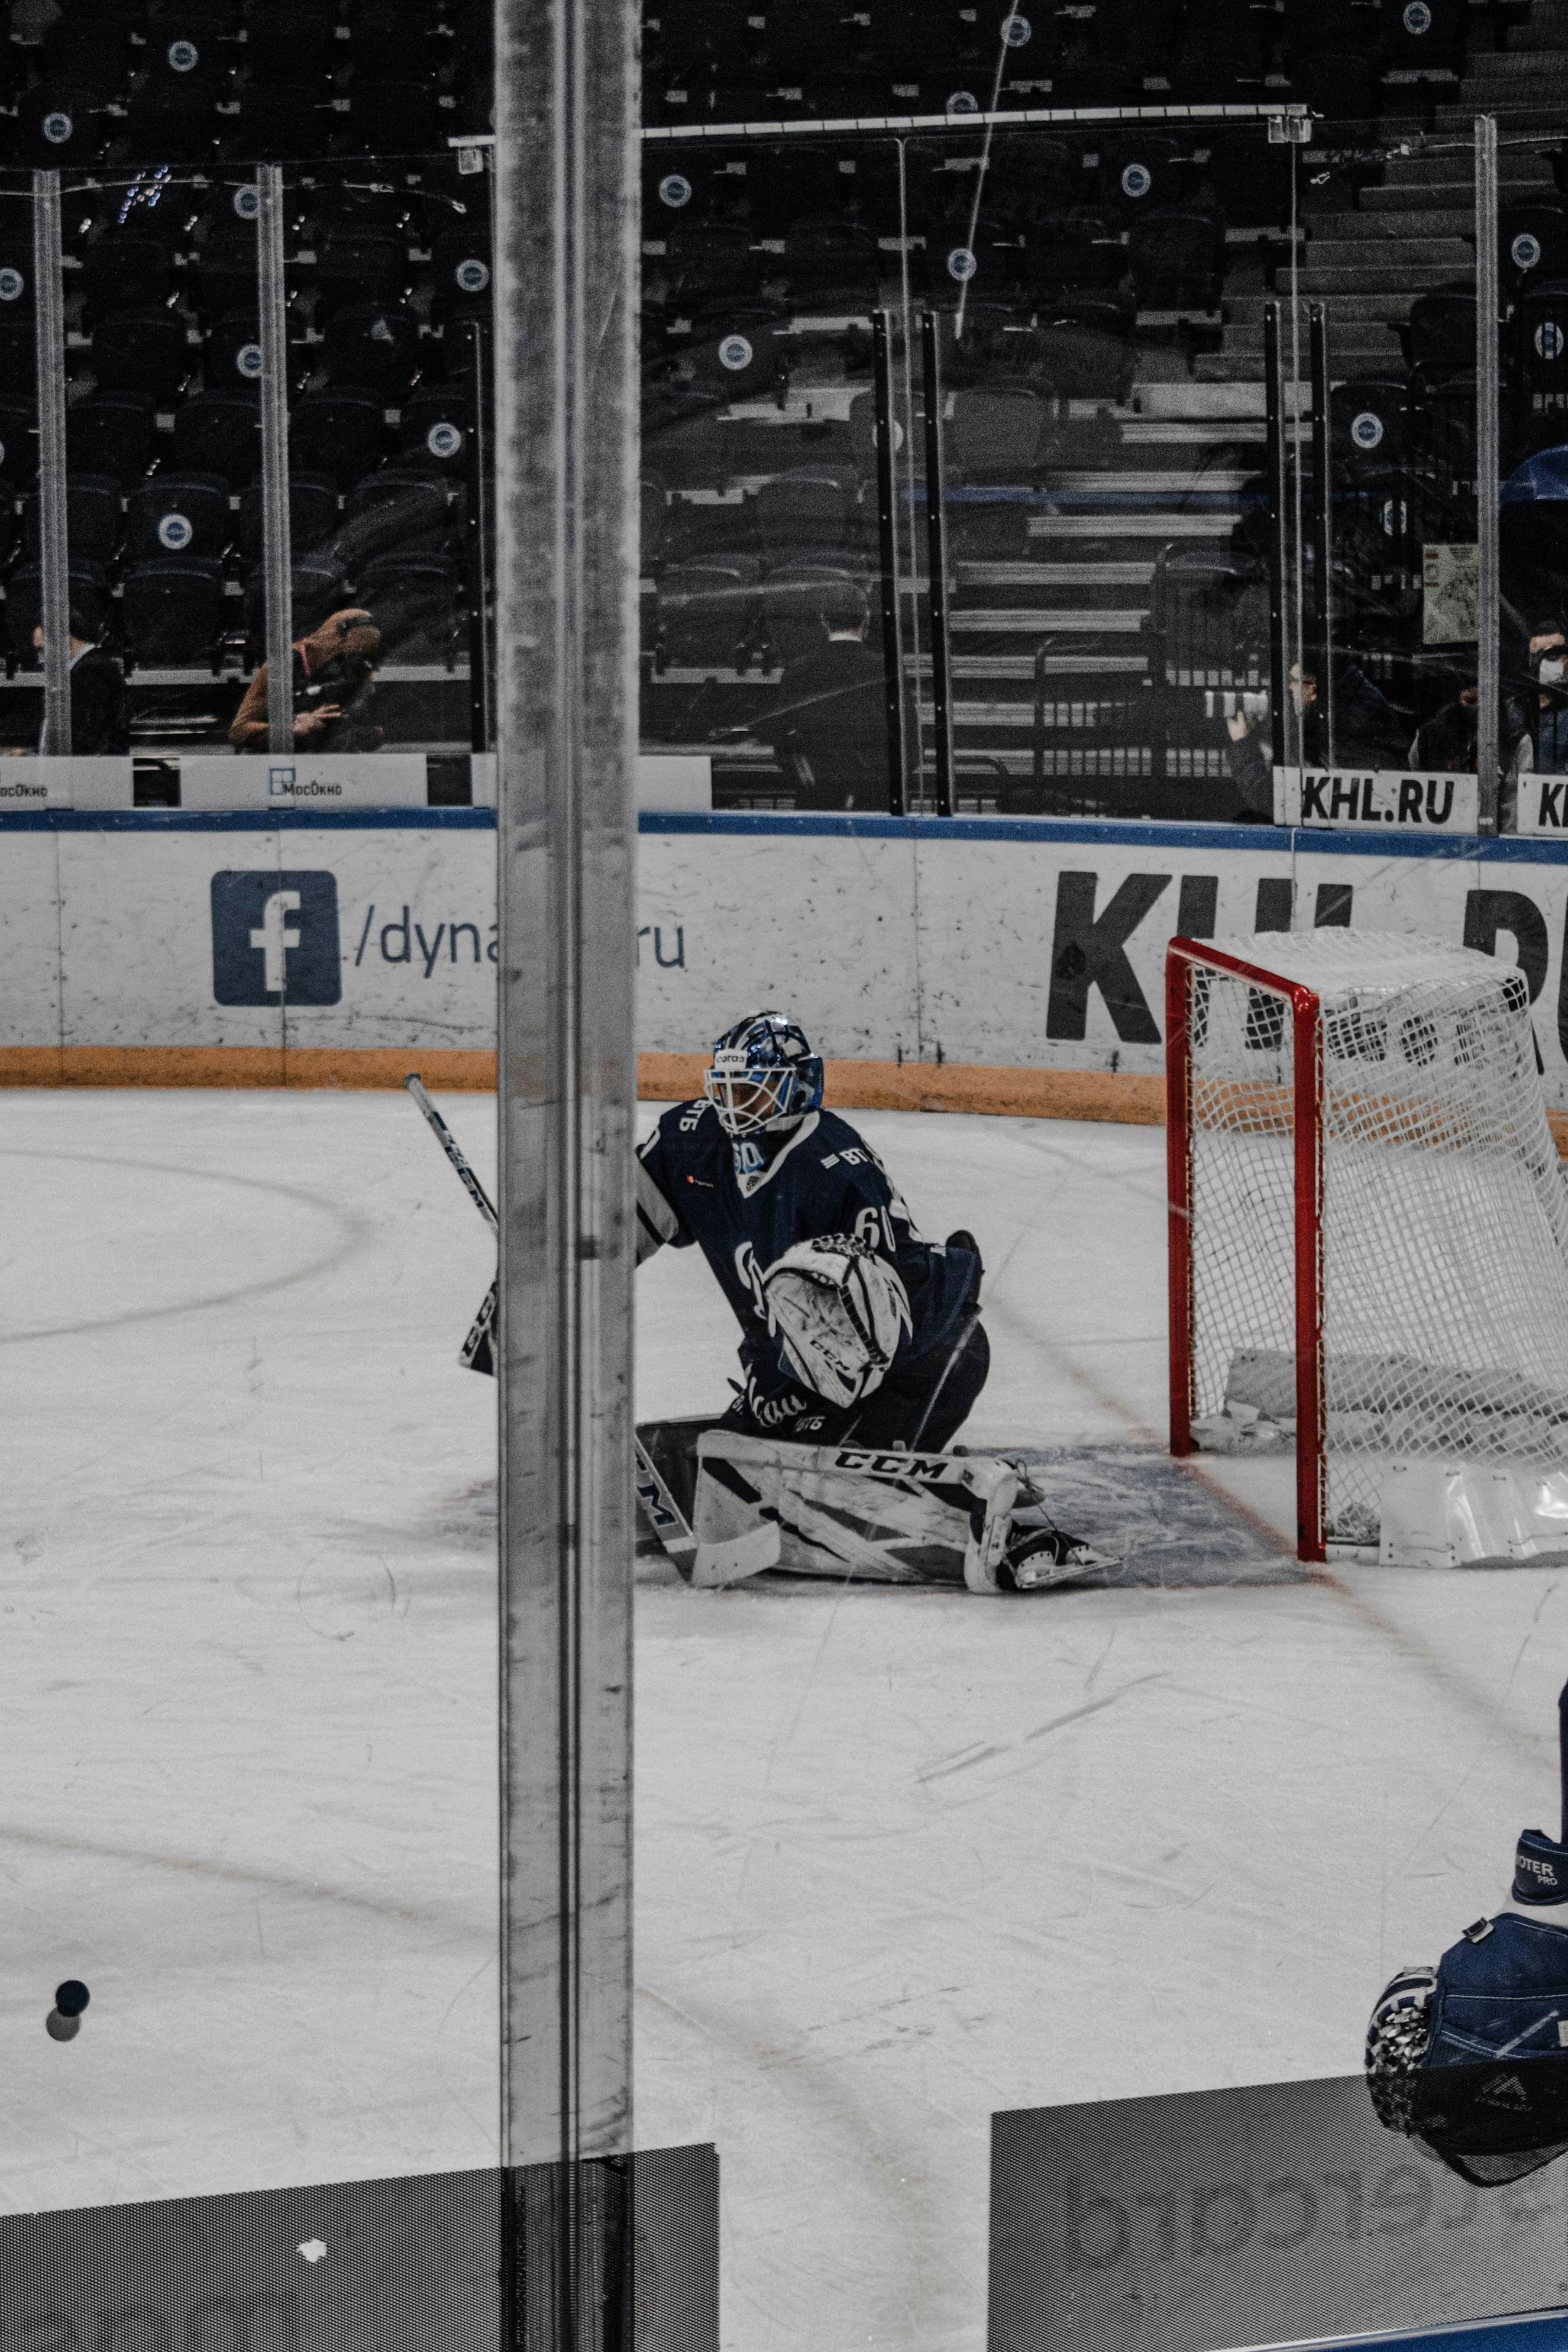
694, 1430, 1019, 1589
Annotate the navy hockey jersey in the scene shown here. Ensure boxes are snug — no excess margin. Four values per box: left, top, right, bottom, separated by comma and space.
635, 1100, 978, 1409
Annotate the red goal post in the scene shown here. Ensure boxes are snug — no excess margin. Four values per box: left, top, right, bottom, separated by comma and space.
1165, 936, 1327, 1563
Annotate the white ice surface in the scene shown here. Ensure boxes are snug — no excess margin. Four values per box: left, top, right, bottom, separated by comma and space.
3, 1093, 1566, 2352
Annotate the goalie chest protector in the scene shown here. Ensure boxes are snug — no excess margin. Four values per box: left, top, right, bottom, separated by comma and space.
636, 1100, 978, 1390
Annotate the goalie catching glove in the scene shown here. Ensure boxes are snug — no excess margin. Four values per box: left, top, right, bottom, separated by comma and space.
762, 1232, 913, 1410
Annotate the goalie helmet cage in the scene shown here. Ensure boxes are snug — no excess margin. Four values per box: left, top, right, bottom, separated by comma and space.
1165, 929, 1568, 1563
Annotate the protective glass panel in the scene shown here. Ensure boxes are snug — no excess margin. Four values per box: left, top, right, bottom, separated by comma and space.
922, 108, 1291, 819
1276, 111, 1485, 832
639, 125, 916, 812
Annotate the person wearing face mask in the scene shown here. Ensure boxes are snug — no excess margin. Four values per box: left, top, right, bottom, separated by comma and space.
1512, 621, 1568, 776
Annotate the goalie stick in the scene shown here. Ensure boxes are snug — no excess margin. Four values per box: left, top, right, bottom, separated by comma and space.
401, 1072, 777, 1589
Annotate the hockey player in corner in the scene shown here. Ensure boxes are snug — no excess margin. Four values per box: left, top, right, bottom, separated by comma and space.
636, 1011, 1114, 1592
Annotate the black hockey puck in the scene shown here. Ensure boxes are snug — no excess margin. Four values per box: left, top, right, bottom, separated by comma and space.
55, 1980, 90, 2018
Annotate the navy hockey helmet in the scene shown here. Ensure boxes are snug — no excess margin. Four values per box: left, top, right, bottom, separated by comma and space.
704, 1010, 825, 1137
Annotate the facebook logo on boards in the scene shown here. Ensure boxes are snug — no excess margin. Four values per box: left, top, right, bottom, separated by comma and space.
211, 871, 342, 1006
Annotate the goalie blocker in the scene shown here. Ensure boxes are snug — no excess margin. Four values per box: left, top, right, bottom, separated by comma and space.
638, 1421, 1118, 1593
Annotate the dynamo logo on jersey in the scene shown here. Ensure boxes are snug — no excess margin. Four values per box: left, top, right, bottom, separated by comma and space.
211, 871, 342, 1006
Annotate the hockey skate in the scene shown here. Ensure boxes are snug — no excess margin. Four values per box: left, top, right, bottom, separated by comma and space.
997, 1468, 1121, 1591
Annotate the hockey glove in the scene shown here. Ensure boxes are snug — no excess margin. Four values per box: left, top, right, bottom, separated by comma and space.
761, 1232, 913, 1410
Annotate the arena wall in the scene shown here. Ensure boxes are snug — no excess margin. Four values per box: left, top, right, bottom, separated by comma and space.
5, 809, 1568, 1129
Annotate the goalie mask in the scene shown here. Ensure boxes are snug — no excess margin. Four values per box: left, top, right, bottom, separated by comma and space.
762, 1232, 911, 1409
704, 1011, 825, 1139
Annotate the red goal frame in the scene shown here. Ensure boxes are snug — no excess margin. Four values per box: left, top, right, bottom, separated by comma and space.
1165, 936, 1327, 1563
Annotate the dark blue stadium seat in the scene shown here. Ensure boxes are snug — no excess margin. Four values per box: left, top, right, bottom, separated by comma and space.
358, 553, 464, 658
984, 134, 1081, 222
784, 215, 882, 310
238, 472, 340, 561
755, 466, 868, 555
1517, 280, 1568, 458
736, 144, 852, 237
22, 474, 121, 564
143, 7, 238, 89
196, 228, 261, 319
80, 234, 173, 321
658, 552, 761, 667
347, 78, 441, 154
399, 386, 473, 474
0, 398, 37, 486
686, 298, 788, 401
231, 80, 333, 160
242, 554, 347, 648
121, 85, 216, 165
243, 2, 341, 80
1409, 284, 1475, 370
6, 563, 111, 661
1128, 206, 1224, 309
1023, 208, 1125, 293
122, 557, 227, 665
665, 222, 758, 308
428, 228, 493, 324
1162, 52, 1258, 100
1098, 134, 1184, 217
351, 2, 437, 77
317, 225, 408, 315
43, 4, 130, 93
173, 387, 261, 484
289, 388, 387, 489
761, 0, 867, 77
322, 304, 421, 399
1023, 302, 1135, 398
0, 314, 35, 398
1382, 0, 1461, 72
948, 385, 1046, 480
208, 309, 267, 390
66, 390, 155, 485
1502, 203, 1568, 302
127, 472, 231, 560
1290, 47, 1376, 115
341, 467, 454, 566
15, 83, 106, 170
1331, 376, 1411, 476
644, 150, 718, 231
92, 308, 191, 403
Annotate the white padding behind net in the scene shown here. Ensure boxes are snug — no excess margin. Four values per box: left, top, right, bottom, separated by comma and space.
1187, 930, 1568, 1543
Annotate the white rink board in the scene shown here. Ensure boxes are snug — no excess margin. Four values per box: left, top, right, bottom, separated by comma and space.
7, 812, 1568, 1105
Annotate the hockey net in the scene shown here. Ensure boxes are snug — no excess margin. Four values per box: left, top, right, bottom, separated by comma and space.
1166, 929, 1568, 1557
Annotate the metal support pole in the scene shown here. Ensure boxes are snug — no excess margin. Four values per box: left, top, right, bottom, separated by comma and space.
1308, 302, 1333, 768
1263, 298, 1288, 771
256, 163, 293, 754
872, 309, 906, 816
920, 307, 955, 818
1476, 112, 1501, 832
31, 170, 69, 756
465, 315, 494, 754
496, 0, 638, 2323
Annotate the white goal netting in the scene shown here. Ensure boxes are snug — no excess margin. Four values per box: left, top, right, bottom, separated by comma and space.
1181, 929, 1568, 1544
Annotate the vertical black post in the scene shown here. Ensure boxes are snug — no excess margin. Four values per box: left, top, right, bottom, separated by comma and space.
1263, 298, 1288, 770
921, 307, 955, 816
872, 308, 906, 816
464, 315, 494, 753
1309, 302, 1333, 767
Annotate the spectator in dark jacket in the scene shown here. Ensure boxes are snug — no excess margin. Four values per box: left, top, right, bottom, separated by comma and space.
1222, 660, 1408, 819
5, 609, 130, 754
768, 583, 890, 811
